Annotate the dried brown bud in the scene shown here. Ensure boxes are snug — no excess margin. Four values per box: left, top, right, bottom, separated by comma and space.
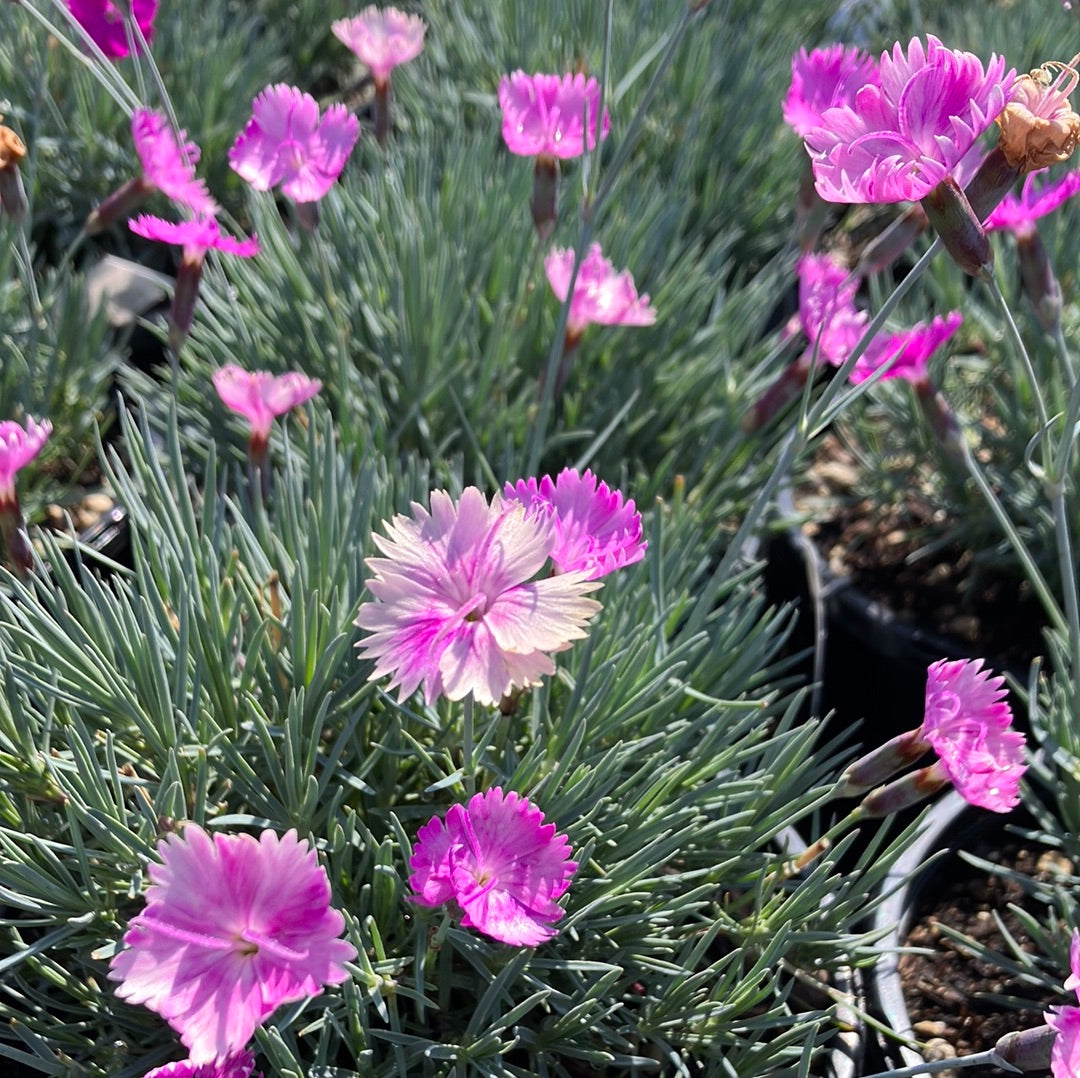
0, 123, 26, 169
998, 65, 1080, 171
0, 124, 28, 224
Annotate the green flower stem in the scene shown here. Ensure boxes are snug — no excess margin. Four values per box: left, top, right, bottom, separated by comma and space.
985, 275, 1051, 441
29, 1, 140, 114
461, 693, 475, 797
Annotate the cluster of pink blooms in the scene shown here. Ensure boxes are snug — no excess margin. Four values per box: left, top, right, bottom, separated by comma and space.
109, 825, 355, 1068
409, 786, 577, 945
796, 252, 962, 387
839, 657, 1027, 814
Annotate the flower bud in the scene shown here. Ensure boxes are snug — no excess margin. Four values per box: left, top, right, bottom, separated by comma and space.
992, 1024, 1056, 1072
531, 153, 559, 242
916, 381, 966, 466
1017, 230, 1063, 336
921, 175, 994, 279
857, 203, 929, 276
835, 728, 929, 797
855, 761, 950, 818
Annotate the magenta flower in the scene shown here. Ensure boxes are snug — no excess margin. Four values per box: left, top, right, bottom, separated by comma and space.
129, 216, 259, 350
544, 244, 656, 340
1047, 930, 1080, 1078
503, 468, 646, 580
67, 0, 157, 59
229, 85, 360, 203
213, 365, 322, 448
918, 658, 1027, 812
332, 6, 426, 85
499, 72, 611, 160
129, 214, 260, 261
803, 35, 1015, 203
132, 109, 218, 215
985, 168, 1080, 236
0, 417, 51, 506
108, 824, 355, 1065
356, 487, 601, 707
796, 252, 867, 366
783, 44, 879, 139
849, 311, 963, 385
409, 787, 577, 946
142, 1051, 256, 1078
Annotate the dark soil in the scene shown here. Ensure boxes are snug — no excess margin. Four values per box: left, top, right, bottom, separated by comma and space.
898, 839, 1070, 1075
797, 435, 1046, 670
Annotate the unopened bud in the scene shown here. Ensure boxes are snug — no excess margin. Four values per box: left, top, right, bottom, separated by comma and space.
531, 154, 559, 242
169, 251, 205, 354
742, 353, 813, 433
992, 1024, 1056, 1072
85, 177, 151, 236
856, 761, 950, 818
964, 146, 1021, 223
1017, 230, 1063, 336
836, 728, 929, 797
857, 204, 929, 276
916, 381, 966, 466
921, 175, 993, 279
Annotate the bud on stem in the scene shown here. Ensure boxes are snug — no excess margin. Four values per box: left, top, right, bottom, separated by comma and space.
531, 154, 559, 242
835, 728, 928, 797
916, 380, 966, 466
992, 1024, 1056, 1072
856, 761, 950, 818
1017, 228, 1063, 336
921, 175, 994, 279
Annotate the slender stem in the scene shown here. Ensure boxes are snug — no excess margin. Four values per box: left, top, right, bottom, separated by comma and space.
985, 275, 1050, 437
461, 694, 475, 796
311, 222, 356, 447
858, 1050, 1018, 1078
15, 231, 43, 323
957, 436, 1066, 635
1053, 322, 1076, 383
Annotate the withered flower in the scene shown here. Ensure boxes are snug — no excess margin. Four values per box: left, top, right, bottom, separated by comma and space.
0, 120, 28, 224
998, 60, 1080, 171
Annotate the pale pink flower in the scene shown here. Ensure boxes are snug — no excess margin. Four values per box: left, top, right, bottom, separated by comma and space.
132, 109, 218, 216
356, 487, 601, 707
544, 244, 656, 339
212, 365, 322, 448
108, 824, 355, 1065
503, 468, 646, 580
803, 36, 1015, 203
67, 0, 157, 59
783, 44, 879, 139
129, 214, 260, 262
796, 252, 867, 366
143, 1051, 256, 1078
985, 168, 1080, 236
849, 311, 963, 385
229, 85, 360, 203
919, 658, 1027, 812
0, 417, 51, 505
331, 6, 426, 86
409, 787, 577, 946
499, 72, 611, 159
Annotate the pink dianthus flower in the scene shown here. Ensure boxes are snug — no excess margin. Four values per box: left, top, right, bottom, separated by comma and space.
919, 658, 1027, 812
0, 417, 51, 506
108, 824, 355, 1065
503, 468, 646, 580
849, 311, 963, 385
985, 168, 1080, 237
796, 251, 867, 366
67, 0, 157, 59
142, 1051, 256, 1078
803, 35, 1015, 203
129, 214, 260, 262
229, 85, 360, 203
356, 487, 601, 707
783, 44, 879, 139
132, 109, 218, 215
409, 787, 577, 946
499, 72, 611, 159
1047, 930, 1080, 1078
331, 6, 426, 86
212, 366, 322, 449
544, 244, 656, 340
